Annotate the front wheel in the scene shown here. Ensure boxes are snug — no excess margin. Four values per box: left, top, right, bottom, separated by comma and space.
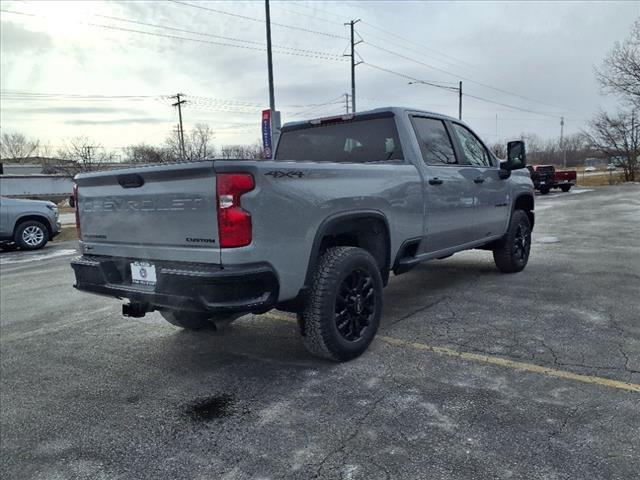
15, 220, 48, 250
299, 246, 383, 362
493, 210, 531, 273
160, 310, 240, 331
540, 187, 550, 195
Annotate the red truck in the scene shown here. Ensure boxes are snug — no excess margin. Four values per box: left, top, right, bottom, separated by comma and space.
527, 165, 576, 194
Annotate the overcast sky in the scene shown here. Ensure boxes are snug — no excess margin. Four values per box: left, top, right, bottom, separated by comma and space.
1, 0, 639, 155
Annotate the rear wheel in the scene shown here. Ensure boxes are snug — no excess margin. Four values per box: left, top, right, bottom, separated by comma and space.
560, 185, 571, 192
160, 310, 240, 331
299, 246, 383, 362
15, 220, 48, 250
493, 210, 531, 273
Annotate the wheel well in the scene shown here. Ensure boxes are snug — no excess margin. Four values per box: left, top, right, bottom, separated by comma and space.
308, 214, 391, 286
514, 195, 534, 229
14, 215, 52, 239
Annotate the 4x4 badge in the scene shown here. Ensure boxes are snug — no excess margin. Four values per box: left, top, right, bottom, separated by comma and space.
265, 170, 304, 178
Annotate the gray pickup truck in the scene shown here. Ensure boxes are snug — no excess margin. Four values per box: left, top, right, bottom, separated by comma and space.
0, 197, 61, 250
71, 107, 534, 361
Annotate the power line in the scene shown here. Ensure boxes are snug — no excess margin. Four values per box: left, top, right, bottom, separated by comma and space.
290, 2, 479, 70
362, 39, 571, 112
273, 4, 344, 27
363, 63, 456, 93
358, 28, 478, 74
288, 1, 346, 22
168, 0, 348, 40
287, 2, 572, 112
362, 63, 563, 119
0, 9, 346, 62
94, 13, 345, 60
360, 20, 477, 70
1, 90, 352, 112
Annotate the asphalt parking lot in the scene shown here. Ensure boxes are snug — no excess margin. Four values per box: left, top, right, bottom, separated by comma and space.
1, 184, 639, 480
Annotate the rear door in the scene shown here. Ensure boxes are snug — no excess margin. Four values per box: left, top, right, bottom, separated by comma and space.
75, 161, 221, 264
410, 115, 478, 253
449, 122, 510, 239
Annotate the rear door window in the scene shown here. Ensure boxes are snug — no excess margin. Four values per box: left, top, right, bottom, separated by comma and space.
275, 114, 403, 163
410, 117, 457, 165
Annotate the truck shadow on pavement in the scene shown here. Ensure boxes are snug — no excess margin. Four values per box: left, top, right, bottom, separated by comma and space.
144, 256, 507, 371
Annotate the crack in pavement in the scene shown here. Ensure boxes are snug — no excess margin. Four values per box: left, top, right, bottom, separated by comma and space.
312, 394, 387, 479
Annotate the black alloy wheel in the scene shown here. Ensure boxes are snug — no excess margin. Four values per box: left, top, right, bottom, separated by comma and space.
335, 268, 376, 342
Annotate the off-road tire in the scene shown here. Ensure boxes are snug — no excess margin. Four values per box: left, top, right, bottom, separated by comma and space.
15, 220, 48, 250
493, 210, 531, 273
160, 310, 240, 331
299, 246, 383, 362
560, 185, 571, 192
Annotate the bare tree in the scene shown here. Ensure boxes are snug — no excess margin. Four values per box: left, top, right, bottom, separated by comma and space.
187, 123, 215, 160
488, 143, 506, 159
516, 132, 591, 167
219, 143, 264, 160
595, 18, 640, 107
126, 144, 168, 164
583, 109, 639, 181
0, 132, 40, 161
164, 129, 182, 162
53, 136, 108, 177
163, 123, 216, 162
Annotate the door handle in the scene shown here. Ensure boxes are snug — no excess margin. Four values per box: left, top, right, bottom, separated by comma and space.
428, 178, 443, 185
473, 177, 485, 184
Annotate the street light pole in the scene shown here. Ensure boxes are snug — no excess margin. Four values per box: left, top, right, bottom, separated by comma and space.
458, 81, 462, 120
265, 0, 275, 113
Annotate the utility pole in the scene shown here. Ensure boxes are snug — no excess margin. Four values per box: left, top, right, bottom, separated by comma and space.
560, 116, 565, 168
344, 93, 350, 114
84, 145, 95, 162
344, 19, 362, 113
171, 93, 187, 160
632, 110, 637, 178
458, 81, 462, 120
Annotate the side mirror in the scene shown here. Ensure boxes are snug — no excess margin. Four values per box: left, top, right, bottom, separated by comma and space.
505, 141, 526, 170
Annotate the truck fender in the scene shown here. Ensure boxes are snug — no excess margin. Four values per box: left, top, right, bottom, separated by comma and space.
303, 210, 391, 289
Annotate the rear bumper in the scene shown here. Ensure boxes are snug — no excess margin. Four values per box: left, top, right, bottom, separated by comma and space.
71, 255, 279, 314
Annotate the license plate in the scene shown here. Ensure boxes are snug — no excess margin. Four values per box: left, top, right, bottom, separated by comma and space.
131, 262, 157, 286
540, 181, 545, 185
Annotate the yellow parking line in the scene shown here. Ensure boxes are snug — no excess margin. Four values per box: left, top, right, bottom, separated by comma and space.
377, 336, 640, 394
261, 312, 640, 393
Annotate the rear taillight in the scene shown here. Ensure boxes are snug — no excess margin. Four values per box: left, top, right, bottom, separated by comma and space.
216, 173, 254, 248
73, 184, 81, 239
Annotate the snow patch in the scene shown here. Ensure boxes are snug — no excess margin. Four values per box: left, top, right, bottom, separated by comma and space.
569, 188, 594, 195
534, 236, 560, 244
0, 249, 77, 265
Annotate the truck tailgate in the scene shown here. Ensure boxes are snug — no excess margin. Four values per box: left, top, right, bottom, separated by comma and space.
75, 161, 221, 264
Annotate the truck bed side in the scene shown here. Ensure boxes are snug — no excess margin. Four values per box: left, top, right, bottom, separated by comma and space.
215, 160, 423, 300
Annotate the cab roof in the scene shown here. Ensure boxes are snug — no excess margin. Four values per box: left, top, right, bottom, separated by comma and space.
282, 106, 459, 130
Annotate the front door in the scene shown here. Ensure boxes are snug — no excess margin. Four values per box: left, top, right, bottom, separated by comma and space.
0, 198, 11, 238
449, 122, 510, 239
410, 116, 478, 254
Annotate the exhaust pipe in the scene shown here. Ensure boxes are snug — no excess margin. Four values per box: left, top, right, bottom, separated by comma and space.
122, 302, 151, 318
